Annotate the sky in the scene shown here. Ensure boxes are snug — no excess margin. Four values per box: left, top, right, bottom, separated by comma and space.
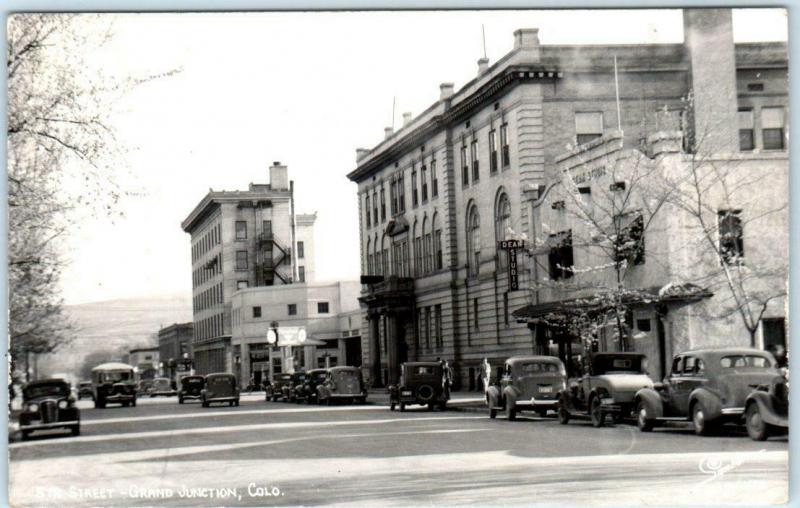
54, 8, 788, 305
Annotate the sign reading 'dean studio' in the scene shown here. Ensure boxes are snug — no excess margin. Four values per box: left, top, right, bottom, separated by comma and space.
498, 240, 525, 291
266, 327, 307, 346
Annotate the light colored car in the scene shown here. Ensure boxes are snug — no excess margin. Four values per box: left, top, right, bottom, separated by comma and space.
149, 377, 176, 397
487, 356, 566, 421
91, 363, 137, 408
558, 352, 653, 427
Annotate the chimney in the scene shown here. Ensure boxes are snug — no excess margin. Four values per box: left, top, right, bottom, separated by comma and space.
477, 57, 490, 75
439, 82, 454, 101
356, 148, 370, 163
269, 161, 289, 191
384, 127, 394, 139
683, 9, 739, 154
513, 28, 541, 61
402, 112, 413, 127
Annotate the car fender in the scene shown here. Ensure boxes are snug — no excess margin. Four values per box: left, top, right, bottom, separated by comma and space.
634, 388, 665, 419
503, 385, 519, 408
746, 391, 787, 427
557, 389, 575, 411
486, 385, 501, 407
690, 388, 723, 421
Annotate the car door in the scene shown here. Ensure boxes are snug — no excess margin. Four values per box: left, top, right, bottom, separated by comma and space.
670, 355, 695, 415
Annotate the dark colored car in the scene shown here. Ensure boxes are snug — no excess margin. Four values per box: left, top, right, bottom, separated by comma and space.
317, 366, 368, 405
389, 362, 450, 411
150, 377, 177, 397
91, 363, 137, 408
178, 375, 205, 404
487, 356, 567, 421
201, 373, 240, 407
745, 372, 788, 441
266, 373, 294, 402
635, 348, 780, 435
284, 372, 308, 403
558, 352, 653, 427
77, 381, 93, 400
18, 379, 80, 440
295, 369, 329, 404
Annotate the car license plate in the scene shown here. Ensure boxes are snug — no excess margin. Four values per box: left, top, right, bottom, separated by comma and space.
539, 386, 552, 393
402, 391, 412, 396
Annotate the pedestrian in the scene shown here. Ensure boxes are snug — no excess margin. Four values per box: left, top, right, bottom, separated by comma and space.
481, 357, 492, 394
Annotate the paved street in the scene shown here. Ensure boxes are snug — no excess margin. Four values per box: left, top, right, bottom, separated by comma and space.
10, 394, 788, 507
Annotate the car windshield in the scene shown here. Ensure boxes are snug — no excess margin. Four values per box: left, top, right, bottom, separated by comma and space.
592, 356, 645, 374
207, 376, 233, 388
183, 378, 203, 386
336, 370, 359, 380
79, 382, 91, 388
295, 374, 306, 381
720, 355, 772, 368
518, 362, 560, 375
314, 372, 328, 381
99, 371, 133, 383
412, 366, 438, 375
24, 383, 68, 399
154, 379, 170, 387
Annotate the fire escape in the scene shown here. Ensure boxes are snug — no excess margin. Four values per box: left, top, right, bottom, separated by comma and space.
255, 228, 292, 286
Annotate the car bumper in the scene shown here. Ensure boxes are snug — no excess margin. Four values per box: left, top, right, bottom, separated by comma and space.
516, 398, 558, 409
181, 394, 203, 399
20, 420, 79, 431
721, 407, 745, 416
329, 393, 366, 399
105, 394, 135, 401
206, 396, 238, 402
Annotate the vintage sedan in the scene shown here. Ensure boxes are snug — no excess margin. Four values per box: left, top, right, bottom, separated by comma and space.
487, 356, 567, 421
294, 369, 328, 404
19, 379, 80, 440
745, 371, 788, 441
149, 377, 177, 397
317, 366, 368, 405
178, 375, 205, 404
389, 362, 450, 411
77, 381, 93, 400
558, 352, 653, 427
92, 362, 137, 408
635, 348, 780, 436
266, 373, 294, 402
201, 373, 240, 407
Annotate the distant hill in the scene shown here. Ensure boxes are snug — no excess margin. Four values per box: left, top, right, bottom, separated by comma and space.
35, 294, 193, 381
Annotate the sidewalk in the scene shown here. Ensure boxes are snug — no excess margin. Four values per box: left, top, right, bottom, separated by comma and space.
366, 389, 487, 413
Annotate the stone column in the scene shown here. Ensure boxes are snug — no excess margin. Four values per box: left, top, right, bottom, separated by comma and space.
386, 313, 400, 386
368, 313, 381, 386
240, 343, 250, 385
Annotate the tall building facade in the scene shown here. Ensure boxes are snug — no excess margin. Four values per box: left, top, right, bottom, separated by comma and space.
157, 322, 194, 384
347, 9, 788, 388
181, 162, 315, 376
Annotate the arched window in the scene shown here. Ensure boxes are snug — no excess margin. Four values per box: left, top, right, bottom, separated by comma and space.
366, 238, 372, 274
495, 192, 511, 268
467, 205, 481, 276
421, 216, 429, 275
381, 234, 390, 276
412, 219, 420, 277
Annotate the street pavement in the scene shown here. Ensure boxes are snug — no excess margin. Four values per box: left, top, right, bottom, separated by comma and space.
9, 393, 788, 507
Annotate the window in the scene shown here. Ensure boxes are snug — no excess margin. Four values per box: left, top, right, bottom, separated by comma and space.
473, 298, 479, 330
500, 123, 510, 167
298, 266, 305, 282
414, 236, 422, 276
761, 107, 785, 150
425, 307, 432, 349
380, 187, 386, 222
718, 210, 744, 264
636, 319, 652, 332
467, 207, 481, 276
434, 305, 443, 349
615, 214, 645, 265
288, 304, 297, 316
548, 231, 574, 280
489, 129, 498, 173
297, 241, 305, 259
738, 108, 754, 151
470, 139, 479, 182
235, 221, 247, 240
263, 220, 272, 237
237, 280, 248, 290
461, 145, 469, 186
575, 112, 603, 145
411, 168, 418, 207
671, 356, 683, 376
372, 191, 378, 225
416, 308, 424, 350
431, 159, 438, 198
763, 317, 786, 351
318, 302, 329, 314
421, 164, 428, 202
495, 194, 511, 268
253, 306, 262, 319
434, 229, 443, 270
503, 293, 509, 326
683, 356, 696, 375
235, 250, 248, 270
390, 179, 397, 215
398, 172, 405, 212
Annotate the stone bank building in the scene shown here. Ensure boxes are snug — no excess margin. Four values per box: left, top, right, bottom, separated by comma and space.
347, 9, 788, 388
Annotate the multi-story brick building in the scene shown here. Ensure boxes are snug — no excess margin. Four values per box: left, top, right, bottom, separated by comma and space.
181, 162, 315, 375
157, 322, 194, 385
347, 9, 787, 388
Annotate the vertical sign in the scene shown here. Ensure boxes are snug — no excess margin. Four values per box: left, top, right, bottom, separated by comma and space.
498, 240, 525, 291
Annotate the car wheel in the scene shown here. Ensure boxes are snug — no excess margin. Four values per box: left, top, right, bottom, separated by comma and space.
235, 400, 240, 407
20, 430, 30, 441
427, 403, 434, 411
71, 425, 81, 437
636, 401, 655, 432
558, 404, 570, 425
590, 396, 605, 428
506, 404, 516, 421
131, 398, 136, 407
745, 403, 769, 441
692, 402, 713, 436
202, 400, 209, 408
489, 406, 497, 419
438, 400, 447, 411
179, 397, 184, 404
399, 402, 406, 412
390, 402, 396, 411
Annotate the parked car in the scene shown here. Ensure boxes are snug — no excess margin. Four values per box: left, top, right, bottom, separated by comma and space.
149, 377, 177, 397
201, 373, 240, 407
487, 356, 567, 421
558, 352, 653, 427
266, 373, 294, 402
634, 348, 781, 436
91, 362, 137, 408
284, 372, 308, 403
77, 381, 93, 400
178, 375, 205, 404
745, 371, 789, 441
295, 369, 328, 404
136, 379, 155, 397
389, 362, 450, 411
317, 366, 368, 405
18, 378, 80, 440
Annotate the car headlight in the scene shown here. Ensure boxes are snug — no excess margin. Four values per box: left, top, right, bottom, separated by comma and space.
58, 400, 69, 409
28, 403, 38, 413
